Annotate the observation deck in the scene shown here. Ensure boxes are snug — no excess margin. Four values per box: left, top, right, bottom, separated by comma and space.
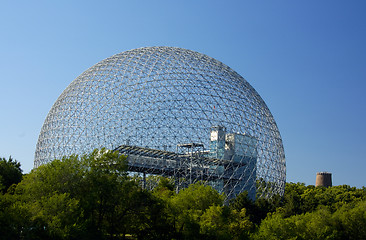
114, 144, 253, 182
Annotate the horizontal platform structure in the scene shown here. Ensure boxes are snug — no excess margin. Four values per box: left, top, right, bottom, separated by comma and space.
114, 144, 257, 199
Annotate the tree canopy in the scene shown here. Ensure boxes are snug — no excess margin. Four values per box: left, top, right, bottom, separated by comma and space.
0, 151, 365, 240
0, 156, 22, 193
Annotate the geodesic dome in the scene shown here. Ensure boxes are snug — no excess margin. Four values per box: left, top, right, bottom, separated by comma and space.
34, 46, 286, 198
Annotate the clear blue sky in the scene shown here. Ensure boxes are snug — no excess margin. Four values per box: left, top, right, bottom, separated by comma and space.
1, 1, 365, 188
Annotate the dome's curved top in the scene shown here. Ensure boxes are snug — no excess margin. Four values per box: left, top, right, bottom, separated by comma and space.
34, 46, 286, 198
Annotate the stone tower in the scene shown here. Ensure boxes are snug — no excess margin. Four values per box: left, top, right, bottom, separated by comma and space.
315, 172, 332, 187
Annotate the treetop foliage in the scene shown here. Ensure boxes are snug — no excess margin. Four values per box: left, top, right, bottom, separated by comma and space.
0, 156, 22, 193
0, 150, 365, 240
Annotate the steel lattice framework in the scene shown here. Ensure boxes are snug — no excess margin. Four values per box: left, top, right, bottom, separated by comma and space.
34, 46, 286, 199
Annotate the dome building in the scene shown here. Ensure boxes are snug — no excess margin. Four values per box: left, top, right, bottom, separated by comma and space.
34, 46, 286, 199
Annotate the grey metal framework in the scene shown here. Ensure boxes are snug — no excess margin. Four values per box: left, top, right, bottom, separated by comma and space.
34, 46, 286, 199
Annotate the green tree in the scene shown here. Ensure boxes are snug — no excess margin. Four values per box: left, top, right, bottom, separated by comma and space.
15, 149, 129, 239
229, 190, 282, 225
199, 205, 231, 240
0, 156, 23, 193
14, 149, 173, 240
253, 195, 366, 240
199, 205, 253, 240
333, 200, 366, 240
0, 192, 51, 240
169, 182, 224, 239
253, 208, 340, 240
281, 182, 308, 217
280, 182, 366, 218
